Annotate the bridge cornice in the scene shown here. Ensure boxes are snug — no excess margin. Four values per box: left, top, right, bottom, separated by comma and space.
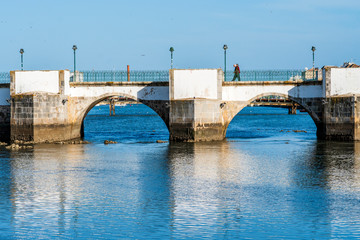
70, 81, 169, 87
223, 80, 322, 86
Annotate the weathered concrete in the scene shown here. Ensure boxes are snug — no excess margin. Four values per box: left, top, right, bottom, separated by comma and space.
169, 69, 228, 141
169, 99, 230, 141
319, 95, 360, 140
319, 67, 360, 140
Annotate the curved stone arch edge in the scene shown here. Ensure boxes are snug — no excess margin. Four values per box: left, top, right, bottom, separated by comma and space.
222, 92, 321, 130
75, 93, 170, 137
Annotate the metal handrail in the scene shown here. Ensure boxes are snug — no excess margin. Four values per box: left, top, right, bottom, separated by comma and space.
0, 69, 320, 84
72, 70, 169, 82
224, 69, 319, 82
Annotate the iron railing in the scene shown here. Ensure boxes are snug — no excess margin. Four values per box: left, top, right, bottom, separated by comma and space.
72, 69, 318, 82
224, 69, 318, 82
72, 70, 169, 82
0, 69, 319, 84
0, 72, 10, 83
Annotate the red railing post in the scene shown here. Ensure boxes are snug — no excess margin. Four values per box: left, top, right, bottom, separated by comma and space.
127, 65, 130, 82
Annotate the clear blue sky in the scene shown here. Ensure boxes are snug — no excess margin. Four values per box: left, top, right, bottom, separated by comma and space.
1, 0, 359, 71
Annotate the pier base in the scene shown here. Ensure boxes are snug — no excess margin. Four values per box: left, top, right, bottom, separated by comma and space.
169, 100, 226, 142
10, 93, 80, 143
169, 99, 242, 142
318, 95, 360, 141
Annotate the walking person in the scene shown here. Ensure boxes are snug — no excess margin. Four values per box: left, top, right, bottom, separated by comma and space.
232, 64, 241, 81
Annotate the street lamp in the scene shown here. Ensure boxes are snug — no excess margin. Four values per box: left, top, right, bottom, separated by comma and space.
169, 47, 174, 69
311, 46, 316, 80
72, 45, 77, 81
19, 48, 24, 71
223, 44, 228, 81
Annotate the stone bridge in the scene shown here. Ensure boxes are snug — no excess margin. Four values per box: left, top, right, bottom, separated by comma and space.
0, 67, 359, 142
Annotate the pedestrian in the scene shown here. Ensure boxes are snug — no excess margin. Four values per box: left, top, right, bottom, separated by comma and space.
232, 64, 240, 81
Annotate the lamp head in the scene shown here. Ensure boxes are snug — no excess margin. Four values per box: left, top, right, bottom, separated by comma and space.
223, 44, 228, 50
20, 49, 24, 54
72, 45, 77, 51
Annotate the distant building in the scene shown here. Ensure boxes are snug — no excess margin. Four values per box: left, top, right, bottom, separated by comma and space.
341, 62, 360, 68
304, 68, 322, 80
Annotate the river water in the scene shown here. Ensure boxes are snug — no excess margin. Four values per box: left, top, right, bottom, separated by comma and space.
1, 105, 360, 239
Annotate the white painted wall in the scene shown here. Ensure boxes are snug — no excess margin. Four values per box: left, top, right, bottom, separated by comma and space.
63, 70, 71, 95
329, 68, 360, 96
14, 71, 60, 94
0, 88, 10, 105
172, 69, 219, 100
222, 84, 323, 102
70, 86, 169, 100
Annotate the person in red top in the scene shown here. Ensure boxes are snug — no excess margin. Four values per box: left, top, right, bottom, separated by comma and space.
232, 64, 240, 81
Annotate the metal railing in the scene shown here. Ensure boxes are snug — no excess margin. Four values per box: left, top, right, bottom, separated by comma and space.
224, 69, 318, 82
71, 70, 169, 82
0, 72, 10, 83
0, 69, 319, 84
73, 69, 319, 82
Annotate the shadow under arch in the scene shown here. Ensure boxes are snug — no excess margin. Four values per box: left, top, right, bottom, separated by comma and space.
225, 92, 321, 137
78, 92, 170, 138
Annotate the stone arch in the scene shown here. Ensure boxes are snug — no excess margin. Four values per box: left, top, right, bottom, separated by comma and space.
73, 92, 170, 138
246, 92, 321, 125
223, 92, 322, 136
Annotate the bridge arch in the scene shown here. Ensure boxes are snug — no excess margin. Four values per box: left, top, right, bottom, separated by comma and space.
224, 92, 322, 136
73, 92, 170, 138
246, 92, 321, 124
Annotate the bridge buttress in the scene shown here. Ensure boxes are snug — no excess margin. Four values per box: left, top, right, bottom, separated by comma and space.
318, 95, 360, 140
10, 93, 81, 142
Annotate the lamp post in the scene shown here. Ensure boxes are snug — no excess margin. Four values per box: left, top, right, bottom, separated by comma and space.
311, 46, 316, 80
72, 45, 77, 81
223, 44, 228, 81
19, 48, 24, 71
169, 47, 174, 69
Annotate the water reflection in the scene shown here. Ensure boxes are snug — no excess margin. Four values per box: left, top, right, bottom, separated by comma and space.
9, 144, 88, 238
2, 140, 360, 238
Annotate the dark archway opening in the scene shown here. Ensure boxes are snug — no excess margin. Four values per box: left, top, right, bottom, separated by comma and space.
226, 95, 317, 141
81, 96, 169, 143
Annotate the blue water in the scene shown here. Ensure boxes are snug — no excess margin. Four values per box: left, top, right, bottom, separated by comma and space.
1, 104, 360, 239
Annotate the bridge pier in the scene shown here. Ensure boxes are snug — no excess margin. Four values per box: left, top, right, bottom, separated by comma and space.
9, 71, 82, 142
288, 103, 297, 114
10, 92, 80, 143
169, 99, 227, 141
168, 69, 237, 142
316, 67, 360, 140
318, 95, 360, 140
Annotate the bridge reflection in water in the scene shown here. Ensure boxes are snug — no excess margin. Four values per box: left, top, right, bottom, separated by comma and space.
3, 140, 360, 238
